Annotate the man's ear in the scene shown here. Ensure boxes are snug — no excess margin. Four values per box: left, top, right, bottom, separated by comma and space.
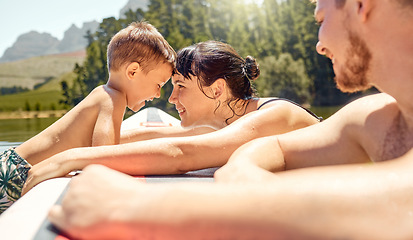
211, 78, 226, 99
357, 0, 373, 22
126, 62, 141, 80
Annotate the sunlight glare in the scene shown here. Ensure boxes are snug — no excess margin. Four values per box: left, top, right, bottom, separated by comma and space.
242, 0, 264, 5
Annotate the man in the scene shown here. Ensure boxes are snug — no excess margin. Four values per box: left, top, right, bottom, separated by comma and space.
49, 0, 413, 239
216, 0, 413, 177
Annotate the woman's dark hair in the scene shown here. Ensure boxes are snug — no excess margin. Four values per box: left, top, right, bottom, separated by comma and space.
175, 40, 260, 123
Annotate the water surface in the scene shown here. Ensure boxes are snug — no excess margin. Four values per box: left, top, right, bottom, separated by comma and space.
0, 117, 59, 151
0, 106, 340, 151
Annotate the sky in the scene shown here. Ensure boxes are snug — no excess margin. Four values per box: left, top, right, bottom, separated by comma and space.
0, 0, 130, 57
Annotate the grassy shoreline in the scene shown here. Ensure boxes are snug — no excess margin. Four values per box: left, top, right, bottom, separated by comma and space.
0, 110, 67, 120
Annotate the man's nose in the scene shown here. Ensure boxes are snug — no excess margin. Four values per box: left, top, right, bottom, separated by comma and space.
316, 41, 327, 56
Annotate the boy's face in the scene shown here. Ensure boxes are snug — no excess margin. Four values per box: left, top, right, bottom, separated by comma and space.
127, 62, 172, 112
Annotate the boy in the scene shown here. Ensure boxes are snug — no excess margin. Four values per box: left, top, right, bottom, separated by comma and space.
0, 21, 176, 214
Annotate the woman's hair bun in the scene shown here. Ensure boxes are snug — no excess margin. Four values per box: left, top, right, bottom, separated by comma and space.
245, 56, 260, 81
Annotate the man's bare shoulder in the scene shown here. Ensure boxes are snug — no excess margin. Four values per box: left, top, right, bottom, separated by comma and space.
320, 92, 398, 149
331, 93, 403, 161
328, 93, 397, 125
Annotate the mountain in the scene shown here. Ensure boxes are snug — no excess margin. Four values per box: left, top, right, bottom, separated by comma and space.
57, 21, 99, 53
0, 0, 149, 63
0, 32, 60, 63
0, 21, 98, 63
119, 0, 149, 18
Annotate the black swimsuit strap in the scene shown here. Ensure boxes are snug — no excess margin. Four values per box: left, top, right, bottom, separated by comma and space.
257, 98, 323, 122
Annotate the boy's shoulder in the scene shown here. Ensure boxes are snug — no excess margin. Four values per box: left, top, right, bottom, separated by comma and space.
82, 85, 127, 109
92, 85, 125, 100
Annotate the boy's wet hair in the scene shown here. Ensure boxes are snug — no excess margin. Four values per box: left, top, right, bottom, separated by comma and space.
107, 21, 176, 73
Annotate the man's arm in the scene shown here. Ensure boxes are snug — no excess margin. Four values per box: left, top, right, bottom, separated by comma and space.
216, 95, 390, 183
49, 153, 413, 240
48, 164, 310, 240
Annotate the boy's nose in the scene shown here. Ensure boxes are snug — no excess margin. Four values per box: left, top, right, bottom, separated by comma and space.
155, 89, 161, 98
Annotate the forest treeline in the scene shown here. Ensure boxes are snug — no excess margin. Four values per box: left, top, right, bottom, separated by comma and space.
61, 0, 368, 114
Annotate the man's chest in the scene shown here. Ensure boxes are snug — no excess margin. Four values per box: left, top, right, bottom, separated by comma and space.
374, 113, 413, 162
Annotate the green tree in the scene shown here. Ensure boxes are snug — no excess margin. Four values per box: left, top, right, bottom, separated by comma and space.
60, 80, 70, 107
24, 100, 31, 111
176, 0, 211, 44
257, 53, 311, 104
35, 102, 41, 111
259, 0, 283, 57
65, 0, 354, 113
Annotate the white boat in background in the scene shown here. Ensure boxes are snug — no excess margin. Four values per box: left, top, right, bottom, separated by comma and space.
121, 107, 181, 131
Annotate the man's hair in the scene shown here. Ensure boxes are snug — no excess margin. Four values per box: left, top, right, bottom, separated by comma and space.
107, 21, 176, 73
311, 0, 345, 8
311, 0, 412, 9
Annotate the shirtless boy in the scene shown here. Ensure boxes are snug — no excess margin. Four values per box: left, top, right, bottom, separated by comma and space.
0, 21, 175, 214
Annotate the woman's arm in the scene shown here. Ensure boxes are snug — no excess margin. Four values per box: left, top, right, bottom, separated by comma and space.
23, 102, 317, 192
120, 126, 215, 143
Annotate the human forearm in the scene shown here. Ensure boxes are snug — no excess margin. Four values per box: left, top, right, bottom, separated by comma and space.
120, 182, 312, 239
268, 156, 413, 239
59, 139, 189, 175
215, 136, 285, 183
120, 127, 180, 143
220, 159, 413, 239
23, 138, 189, 193
120, 126, 215, 143
50, 157, 413, 240
49, 165, 309, 239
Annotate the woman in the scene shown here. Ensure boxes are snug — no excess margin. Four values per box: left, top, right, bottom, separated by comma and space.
23, 40, 321, 192
122, 41, 321, 141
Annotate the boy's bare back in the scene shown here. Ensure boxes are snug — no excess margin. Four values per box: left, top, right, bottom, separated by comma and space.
16, 85, 126, 165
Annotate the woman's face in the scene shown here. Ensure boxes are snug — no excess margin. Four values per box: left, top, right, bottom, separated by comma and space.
169, 73, 217, 128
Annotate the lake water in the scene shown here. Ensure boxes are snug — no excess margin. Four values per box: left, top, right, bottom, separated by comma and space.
0, 117, 59, 151
0, 106, 340, 152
